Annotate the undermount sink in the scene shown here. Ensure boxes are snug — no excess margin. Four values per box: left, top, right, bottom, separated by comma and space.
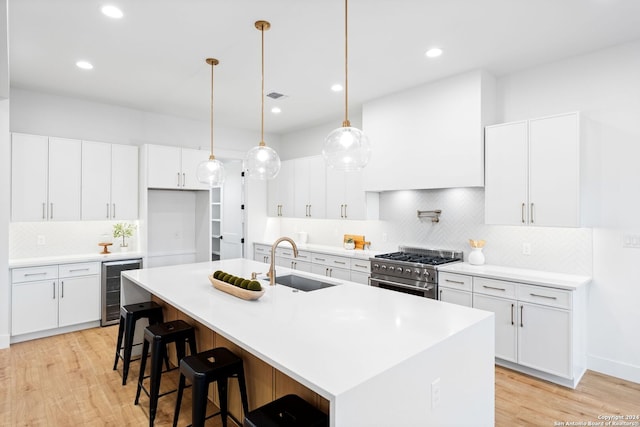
275, 274, 336, 292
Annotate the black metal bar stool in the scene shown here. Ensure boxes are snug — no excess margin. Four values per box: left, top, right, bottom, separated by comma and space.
243, 394, 328, 427
135, 319, 197, 427
113, 301, 166, 385
172, 347, 249, 427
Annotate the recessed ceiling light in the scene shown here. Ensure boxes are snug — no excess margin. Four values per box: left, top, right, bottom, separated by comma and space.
425, 48, 443, 58
101, 5, 123, 19
331, 83, 343, 92
76, 61, 94, 70
271, 107, 282, 114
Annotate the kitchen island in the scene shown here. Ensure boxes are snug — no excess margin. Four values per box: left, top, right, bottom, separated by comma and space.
121, 258, 495, 426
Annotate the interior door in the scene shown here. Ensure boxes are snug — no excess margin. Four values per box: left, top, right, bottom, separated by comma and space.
220, 160, 244, 259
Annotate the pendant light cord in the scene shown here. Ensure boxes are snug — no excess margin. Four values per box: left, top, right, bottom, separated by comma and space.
210, 59, 215, 160
261, 24, 265, 145
343, 0, 350, 128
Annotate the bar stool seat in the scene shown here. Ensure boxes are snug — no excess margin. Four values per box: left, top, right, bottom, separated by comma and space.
243, 394, 328, 427
135, 319, 197, 427
173, 347, 249, 427
113, 301, 165, 385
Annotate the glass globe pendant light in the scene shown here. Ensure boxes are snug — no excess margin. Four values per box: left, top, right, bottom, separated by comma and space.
322, 0, 371, 172
245, 20, 281, 180
196, 58, 226, 186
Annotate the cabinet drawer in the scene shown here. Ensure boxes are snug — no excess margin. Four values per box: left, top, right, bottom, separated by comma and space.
275, 248, 310, 260
517, 284, 571, 309
59, 262, 100, 278
439, 272, 472, 292
311, 254, 350, 269
350, 258, 371, 273
254, 244, 270, 255
473, 277, 516, 299
12, 265, 58, 283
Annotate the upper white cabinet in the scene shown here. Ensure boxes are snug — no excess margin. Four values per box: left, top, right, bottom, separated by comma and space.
82, 141, 139, 220
485, 112, 580, 227
362, 70, 495, 191
326, 168, 378, 220
145, 144, 210, 190
11, 133, 81, 221
293, 156, 326, 218
267, 160, 294, 217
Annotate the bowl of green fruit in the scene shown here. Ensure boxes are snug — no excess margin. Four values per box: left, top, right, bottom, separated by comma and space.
208, 270, 265, 300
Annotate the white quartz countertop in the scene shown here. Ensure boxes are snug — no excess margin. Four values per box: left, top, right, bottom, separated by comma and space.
9, 251, 145, 268
122, 258, 492, 399
255, 241, 380, 259
438, 262, 591, 290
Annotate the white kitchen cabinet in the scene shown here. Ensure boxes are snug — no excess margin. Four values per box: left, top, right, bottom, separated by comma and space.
473, 293, 517, 362
145, 144, 210, 190
254, 244, 271, 264
438, 272, 473, 307
11, 133, 81, 221
326, 168, 378, 220
293, 156, 326, 218
82, 141, 139, 220
311, 253, 351, 280
11, 262, 100, 338
267, 160, 294, 217
485, 112, 581, 227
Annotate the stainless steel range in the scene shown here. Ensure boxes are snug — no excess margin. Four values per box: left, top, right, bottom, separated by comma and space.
370, 246, 463, 298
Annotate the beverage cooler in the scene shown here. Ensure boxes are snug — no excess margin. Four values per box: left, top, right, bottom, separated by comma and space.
101, 258, 143, 326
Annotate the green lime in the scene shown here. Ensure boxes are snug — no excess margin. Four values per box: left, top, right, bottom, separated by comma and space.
234, 277, 244, 287
240, 279, 251, 289
247, 281, 262, 291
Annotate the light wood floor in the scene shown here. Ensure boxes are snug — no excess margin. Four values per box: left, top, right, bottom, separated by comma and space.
1, 326, 639, 426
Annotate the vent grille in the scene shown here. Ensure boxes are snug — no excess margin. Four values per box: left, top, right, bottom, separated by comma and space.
266, 91, 286, 99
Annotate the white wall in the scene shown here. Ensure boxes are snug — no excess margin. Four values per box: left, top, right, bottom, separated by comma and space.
498, 39, 640, 383
0, 0, 10, 349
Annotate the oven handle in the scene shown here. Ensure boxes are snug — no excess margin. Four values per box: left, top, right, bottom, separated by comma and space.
371, 278, 432, 292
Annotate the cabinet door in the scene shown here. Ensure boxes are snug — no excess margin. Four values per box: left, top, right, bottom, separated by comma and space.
48, 137, 82, 221
147, 145, 181, 189
12, 280, 58, 335
439, 288, 472, 307
325, 168, 346, 219
111, 144, 139, 219
343, 172, 366, 219
181, 148, 210, 190
517, 302, 572, 378
529, 113, 580, 227
11, 133, 49, 221
292, 260, 312, 273
328, 267, 351, 281
293, 156, 326, 218
349, 271, 370, 285
267, 161, 294, 217
58, 276, 101, 327
81, 141, 112, 220
484, 121, 528, 226
293, 158, 310, 218
473, 294, 517, 362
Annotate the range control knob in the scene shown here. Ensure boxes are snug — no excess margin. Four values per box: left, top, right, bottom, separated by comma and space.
373, 263, 380, 270
405, 269, 413, 275
388, 266, 395, 272
381, 265, 387, 271
423, 270, 430, 277
396, 267, 403, 273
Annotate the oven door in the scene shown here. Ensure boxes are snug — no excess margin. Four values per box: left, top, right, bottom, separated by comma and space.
370, 276, 436, 299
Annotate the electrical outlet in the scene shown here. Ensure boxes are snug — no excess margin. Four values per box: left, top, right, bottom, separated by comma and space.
37, 235, 46, 245
431, 378, 441, 409
522, 243, 531, 255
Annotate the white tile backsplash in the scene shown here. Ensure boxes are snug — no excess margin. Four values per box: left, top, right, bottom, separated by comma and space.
279, 188, 592, 276
9, 220, 140, 259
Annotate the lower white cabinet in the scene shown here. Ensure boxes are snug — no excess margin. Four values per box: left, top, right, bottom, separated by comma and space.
446, 271, 583, 387
11, 262, 100, 337
438, 272, 473, 307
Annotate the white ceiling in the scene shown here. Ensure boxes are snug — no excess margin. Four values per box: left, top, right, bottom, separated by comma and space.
9, 0, 640, 134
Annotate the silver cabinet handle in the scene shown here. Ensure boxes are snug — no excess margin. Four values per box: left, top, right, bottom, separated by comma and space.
50, 203, 53, 219
529, 293, 557, 300
340, 204, 345, 218
69, 268, 90, 273
25, 272, 47, 277
482, 285, 506, 292
521, 203, 526, 224
344, 204, 348, 218
445, 279, 465, 285
315, 257, 326, 261
182, 172, 186, 187
308, 205, 311, 217
511, 303, 514, 325
61, 281, 64, 298
354, 263, 367, 268
106, 203, 110, 218
439, 289, 443, 299
530, 203, 535, 224
42, 202, 46, 219
520, 305, 524, 327
177, 172, 181, 187
52, 282, 56, 299
325, 267, 329, 276
112, 203, 116, 218
329, 268, 333, 277
334, 261, 346, 265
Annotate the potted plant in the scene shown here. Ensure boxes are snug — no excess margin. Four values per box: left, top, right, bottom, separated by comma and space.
113, 222, 136, 252
344, 237, 355, 250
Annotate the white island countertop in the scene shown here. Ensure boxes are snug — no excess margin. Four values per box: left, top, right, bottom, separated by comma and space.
122, 258, 495, 426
